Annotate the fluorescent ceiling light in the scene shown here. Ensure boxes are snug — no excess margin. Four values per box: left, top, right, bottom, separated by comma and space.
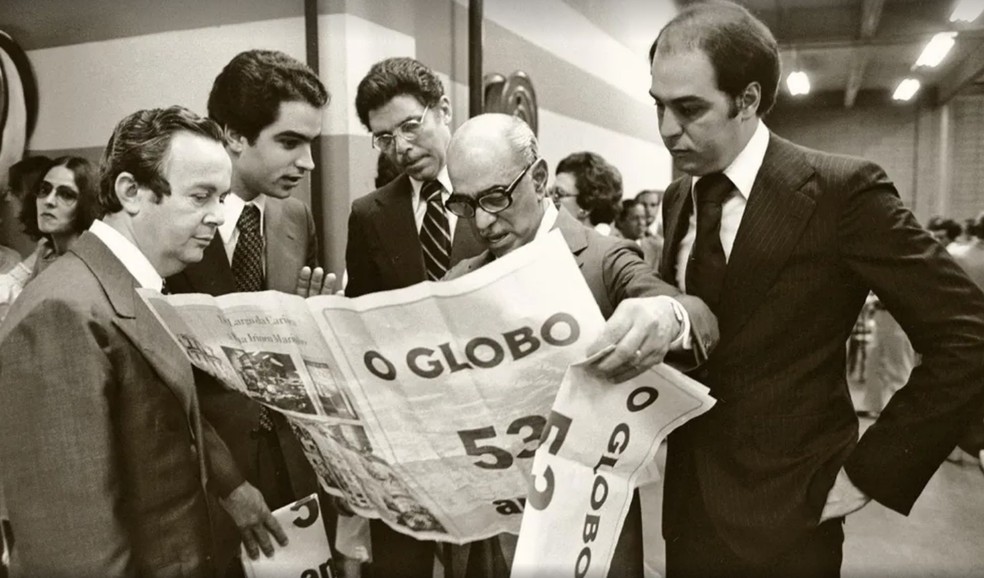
786, 70, 811, 96
915, 32, 957, 68
893, 78, 921, 101
950, 0, 984, 23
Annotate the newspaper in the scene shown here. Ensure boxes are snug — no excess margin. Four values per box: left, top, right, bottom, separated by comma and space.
511, 355, 715, 577
241, 494, 333, 578
139, 232, 716, 554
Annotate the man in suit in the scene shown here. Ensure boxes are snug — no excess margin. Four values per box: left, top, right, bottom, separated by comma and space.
166, 49, 331, 572
442, 113, 718, 578
649, 3, 984, 576
0, 106, 232, 576
344, 57, 485, 577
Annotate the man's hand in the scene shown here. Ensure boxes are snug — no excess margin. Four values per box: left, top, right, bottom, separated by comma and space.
820, 467, 870, 523
586, 296, 682, 383
218, 482, 288, 559
295, 266, 339, 297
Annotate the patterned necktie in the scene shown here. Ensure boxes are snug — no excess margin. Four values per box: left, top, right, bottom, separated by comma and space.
420, 180, 452, 281
685, 173, 734, 312
232, 203, 264, 292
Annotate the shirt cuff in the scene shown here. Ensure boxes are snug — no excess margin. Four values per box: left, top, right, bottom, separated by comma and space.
654, 295, 692, 350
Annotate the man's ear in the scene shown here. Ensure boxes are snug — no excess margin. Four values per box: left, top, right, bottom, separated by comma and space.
224, 126, 247, 155
115, 172, 142, 215
531, 158, 549, 198
738, 82, 762, 119
437, 95, 453, 126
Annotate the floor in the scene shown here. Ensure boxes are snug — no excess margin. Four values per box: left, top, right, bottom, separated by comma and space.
640, 417, 984, 577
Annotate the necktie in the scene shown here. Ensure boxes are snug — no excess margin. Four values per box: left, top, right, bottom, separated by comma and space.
685, 173, 733, 312
420, 180, 452, 281
232, 203, 264, 292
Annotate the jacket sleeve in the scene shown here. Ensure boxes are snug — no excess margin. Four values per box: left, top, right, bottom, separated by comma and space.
344, 203, 372, 298
0, 299, 132, 576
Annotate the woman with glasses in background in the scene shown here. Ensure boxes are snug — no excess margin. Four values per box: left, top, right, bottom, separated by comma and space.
0, 156, 99, 322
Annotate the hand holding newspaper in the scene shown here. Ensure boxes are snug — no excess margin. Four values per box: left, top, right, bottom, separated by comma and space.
139, 232, 716, 571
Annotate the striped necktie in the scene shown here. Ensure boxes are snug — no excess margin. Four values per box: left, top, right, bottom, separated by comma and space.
420, 180, 451, 280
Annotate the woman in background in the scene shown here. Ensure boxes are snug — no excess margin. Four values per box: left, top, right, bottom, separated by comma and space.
0, 156, 99, 322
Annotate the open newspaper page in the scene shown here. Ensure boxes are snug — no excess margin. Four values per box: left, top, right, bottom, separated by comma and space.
303, 233, 605, 543
511, 358, 715, 577
140, 233, 608, 544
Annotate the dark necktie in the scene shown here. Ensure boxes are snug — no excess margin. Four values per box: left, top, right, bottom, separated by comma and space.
232, 203, 264, 292
420, 180, 452, 281
685, 173, 734, 312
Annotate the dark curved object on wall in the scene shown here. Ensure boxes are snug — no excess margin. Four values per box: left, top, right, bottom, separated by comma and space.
0, 31, 40, 141
483, 70, 538, 137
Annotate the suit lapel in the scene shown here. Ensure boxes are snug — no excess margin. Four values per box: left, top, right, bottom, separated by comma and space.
716, 136, 817, 341
659, 176, 693, 284
451, 216, 483, 264
72, 234, 197, 419
265, 197, 304, 293
373, 176, 426, 286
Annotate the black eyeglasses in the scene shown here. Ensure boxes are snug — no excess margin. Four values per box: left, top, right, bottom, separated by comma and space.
445, 160, 537, 218
35, 181, 80, 206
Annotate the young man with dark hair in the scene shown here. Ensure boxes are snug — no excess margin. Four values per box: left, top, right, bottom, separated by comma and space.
345, 56, 484, 578
650, 2, 984, 575
0, 105, 231, 576
166, 49, 333, 575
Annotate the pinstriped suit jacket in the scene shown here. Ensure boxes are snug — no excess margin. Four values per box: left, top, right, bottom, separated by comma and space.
660, 134, 984, 562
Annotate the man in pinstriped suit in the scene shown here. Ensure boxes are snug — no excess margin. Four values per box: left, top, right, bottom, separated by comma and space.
649, 2, 984, 576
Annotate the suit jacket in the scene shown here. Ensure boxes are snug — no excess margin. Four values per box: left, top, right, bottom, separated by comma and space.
446, 209, 719, 578
345, 174, 484, 297
166, 196, 320, 565
951, 240, 984, 291
659, 134, 984, 562
0, 232, 214, 577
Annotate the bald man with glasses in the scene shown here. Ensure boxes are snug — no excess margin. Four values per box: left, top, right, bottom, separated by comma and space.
345, 57, 485, 578
442, 113, 718, 578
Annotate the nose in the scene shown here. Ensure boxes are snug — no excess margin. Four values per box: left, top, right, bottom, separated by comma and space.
40, 190, 58, 206
394, 134, 413, 157
295, 143, 315, 171
204, 198, 225, 227
659, 108, 682, 141
474, 206, 496, 232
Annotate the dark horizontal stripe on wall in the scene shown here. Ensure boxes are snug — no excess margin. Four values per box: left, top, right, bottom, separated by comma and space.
1, 0, 304, 50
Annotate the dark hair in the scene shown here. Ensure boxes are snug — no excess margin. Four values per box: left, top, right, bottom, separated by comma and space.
7, 155, 52, 201
208, 49, 329, 143
374, 151, 402, 189
619, 198, 640, 218
926, 216, 961, 242
650, 0, 780, 117
19, 156, 100, 241
974, 212, 984, 240
556, 152, 623, 226
355, 57, 445, 131
99, 105, 225, 214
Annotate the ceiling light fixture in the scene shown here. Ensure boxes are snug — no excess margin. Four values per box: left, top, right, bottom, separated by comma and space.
786, 70, 811, 96
893, 78, 921, 101
950, 0, 984, 23
914, 32, 958, 68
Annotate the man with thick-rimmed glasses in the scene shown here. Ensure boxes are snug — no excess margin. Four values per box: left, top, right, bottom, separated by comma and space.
442, 113, 719, 578
344, 56, 485, 578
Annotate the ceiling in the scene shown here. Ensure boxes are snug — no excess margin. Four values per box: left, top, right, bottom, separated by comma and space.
570, 0, 984, 108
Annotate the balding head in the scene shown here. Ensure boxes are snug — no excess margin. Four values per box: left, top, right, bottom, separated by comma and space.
446, 114, 549, 258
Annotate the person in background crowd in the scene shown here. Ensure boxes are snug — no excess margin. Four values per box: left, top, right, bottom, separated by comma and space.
650, 2, 984, 576
345, 56, 485, 578
616, 198, 662, 267
926, 215, 961, 249
442, 112, 718, 577
636, 188, 664, 238
0, 156, 100, 323
374, 150, 402, 189
165, 48, 333, 576
0, 105, 231, 577
549, 151, 623, 236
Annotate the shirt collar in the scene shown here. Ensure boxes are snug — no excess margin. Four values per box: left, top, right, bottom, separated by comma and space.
692, 119, 770, 200
409, 166, 453, 207
88, 219, 164, 291
219, 192, 267, 243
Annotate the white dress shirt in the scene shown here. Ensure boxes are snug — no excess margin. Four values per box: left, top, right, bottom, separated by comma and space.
675, 119, 770, 291
219, 193, 267, 272
409, 166, 458, 240
89, 219, 164, 291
